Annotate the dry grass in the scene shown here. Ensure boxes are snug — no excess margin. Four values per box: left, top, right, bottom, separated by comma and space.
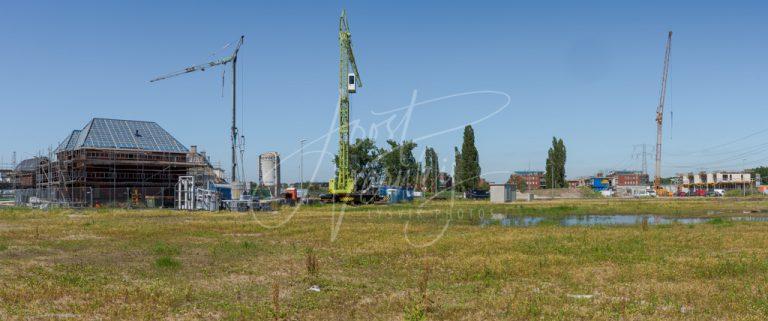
1, 199, 768, 320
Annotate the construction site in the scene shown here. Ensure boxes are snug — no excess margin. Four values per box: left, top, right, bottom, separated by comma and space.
2, 10, 402, 210
0, 12, 764, 210
3, 3, 768, 320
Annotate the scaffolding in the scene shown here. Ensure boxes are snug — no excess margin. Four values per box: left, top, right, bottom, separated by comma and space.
15, 118, 211, 208
176, 175, 219, 211
35, 148, 192, 207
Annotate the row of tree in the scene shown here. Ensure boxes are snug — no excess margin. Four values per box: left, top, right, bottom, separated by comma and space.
507, 136, 568, 191
338, 138, 423, 191
748, 166, 768, 185
336, 129, 571, 193
336, 125, 483, 193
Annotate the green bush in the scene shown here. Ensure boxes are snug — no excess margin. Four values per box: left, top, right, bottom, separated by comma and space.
403, 305, 427, 321
155, 256, 181, 269
579, 187, 602, 198
724, 189, 765, 197
153, 242, 180, 256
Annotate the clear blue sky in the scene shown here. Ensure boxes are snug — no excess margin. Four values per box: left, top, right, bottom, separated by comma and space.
1, 0, 766, 183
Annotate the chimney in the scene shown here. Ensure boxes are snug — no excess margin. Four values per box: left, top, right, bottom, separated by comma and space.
190, 145, 197, 154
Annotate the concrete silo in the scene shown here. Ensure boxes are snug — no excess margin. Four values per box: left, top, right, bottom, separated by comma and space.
259, 152, 281, 197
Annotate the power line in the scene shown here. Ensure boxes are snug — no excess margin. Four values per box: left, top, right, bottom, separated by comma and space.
666, 126, 768, 156
667, 143, 768, 169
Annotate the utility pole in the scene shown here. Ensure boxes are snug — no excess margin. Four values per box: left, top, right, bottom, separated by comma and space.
642, 144, 648, 177
11, 151, 16, 190
743, 159, 747, 197
300, 139, 307, 192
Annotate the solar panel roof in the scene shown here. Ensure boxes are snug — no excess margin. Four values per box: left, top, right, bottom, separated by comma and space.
55, 130, 81, 153
15, 157, 47, 172
56, 118, 188, 153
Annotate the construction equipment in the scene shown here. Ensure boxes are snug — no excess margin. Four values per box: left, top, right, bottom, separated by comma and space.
654, 31, 673, 196
329, 10, 361, 201
151, 36, 245, 183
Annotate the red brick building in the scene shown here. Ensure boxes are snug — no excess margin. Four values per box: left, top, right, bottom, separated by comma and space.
509, 171, 545, 190
609, 171, 647, 186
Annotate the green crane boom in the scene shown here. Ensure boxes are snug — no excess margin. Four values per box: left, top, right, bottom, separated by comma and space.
330, 10, 362, 197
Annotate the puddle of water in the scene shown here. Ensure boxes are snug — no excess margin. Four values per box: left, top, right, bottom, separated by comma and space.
481, 213, 768, 227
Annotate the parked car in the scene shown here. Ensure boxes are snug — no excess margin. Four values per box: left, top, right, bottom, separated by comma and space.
713, 189, 725, 196
693, 189, 707, 197
675, 191, 688, 197
465, 189, 490, 199
635, 188, 657, 198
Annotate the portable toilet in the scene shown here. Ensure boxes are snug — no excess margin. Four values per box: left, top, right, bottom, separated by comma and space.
404, 188, 414, 201
378, 186, 389, 197
386, 188, 399, 203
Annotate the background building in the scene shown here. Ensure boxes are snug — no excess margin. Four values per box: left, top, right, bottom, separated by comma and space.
438, 172, 452, 190
13, 157, 47, 189
509, 171, 545, 190
0, 169, 11, 189
186, 145, 226, 186
608, 170, 648, 187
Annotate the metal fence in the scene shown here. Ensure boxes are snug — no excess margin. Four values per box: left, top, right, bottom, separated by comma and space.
15, 187, 173, 208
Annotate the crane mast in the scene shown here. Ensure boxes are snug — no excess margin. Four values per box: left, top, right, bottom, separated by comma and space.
151, 36, 244, 183
654, 31, 672, 192
330, 10, 362, 197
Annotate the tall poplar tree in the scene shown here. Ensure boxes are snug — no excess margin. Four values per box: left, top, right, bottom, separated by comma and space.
454, 147, 463, 192
423, 147, 440, 192
545, 137, 567, 188
460, 125, 481, 191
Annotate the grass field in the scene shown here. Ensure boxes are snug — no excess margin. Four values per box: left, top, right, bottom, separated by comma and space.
2, 198, 768, 320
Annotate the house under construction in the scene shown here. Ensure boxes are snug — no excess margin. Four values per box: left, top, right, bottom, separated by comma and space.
29, 118, 212, 207
679, 171, 755, 192
13, 157, 48, 189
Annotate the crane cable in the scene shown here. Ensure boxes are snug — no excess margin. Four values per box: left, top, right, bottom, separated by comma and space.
221, 69, 226, 98
668, 59, 673, 141
239, 58, 246, 181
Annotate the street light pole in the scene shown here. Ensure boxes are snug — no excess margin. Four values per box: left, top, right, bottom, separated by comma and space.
743, 159, 747, 197
300, 139, 307, 192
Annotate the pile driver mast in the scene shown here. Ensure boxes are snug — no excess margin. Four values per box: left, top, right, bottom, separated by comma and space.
151, 36, 245, 183
330, 10, 362, 197
654, 31, 672, 195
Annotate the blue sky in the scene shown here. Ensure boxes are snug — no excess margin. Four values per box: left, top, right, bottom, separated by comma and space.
1, 0, 766, 183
